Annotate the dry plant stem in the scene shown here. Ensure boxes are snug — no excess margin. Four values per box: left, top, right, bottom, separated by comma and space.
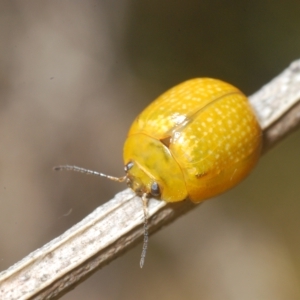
1, 60, 300, 300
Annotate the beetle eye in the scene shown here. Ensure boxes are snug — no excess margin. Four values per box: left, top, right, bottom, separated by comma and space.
150, 182, 160, 197
124, 161, 134, 172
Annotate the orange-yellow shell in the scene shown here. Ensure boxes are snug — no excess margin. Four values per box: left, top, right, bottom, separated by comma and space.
123, 78, 261, 203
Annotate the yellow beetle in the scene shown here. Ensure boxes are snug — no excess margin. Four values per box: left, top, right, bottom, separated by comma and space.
55, 78, 262, 267
124, 78, 261, 202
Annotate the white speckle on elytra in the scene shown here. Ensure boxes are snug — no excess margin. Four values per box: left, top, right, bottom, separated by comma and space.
174, 132, 181, 139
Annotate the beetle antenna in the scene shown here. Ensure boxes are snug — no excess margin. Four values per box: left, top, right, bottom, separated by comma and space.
140, 193, 149, 268
54, 165, 126, 182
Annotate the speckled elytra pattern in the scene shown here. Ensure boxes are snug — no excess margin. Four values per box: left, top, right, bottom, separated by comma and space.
129, 78, 241, 138
124, 78, 262, 203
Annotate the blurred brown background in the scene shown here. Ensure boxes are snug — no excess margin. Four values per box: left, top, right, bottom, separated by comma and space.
1, 1, 300, 299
